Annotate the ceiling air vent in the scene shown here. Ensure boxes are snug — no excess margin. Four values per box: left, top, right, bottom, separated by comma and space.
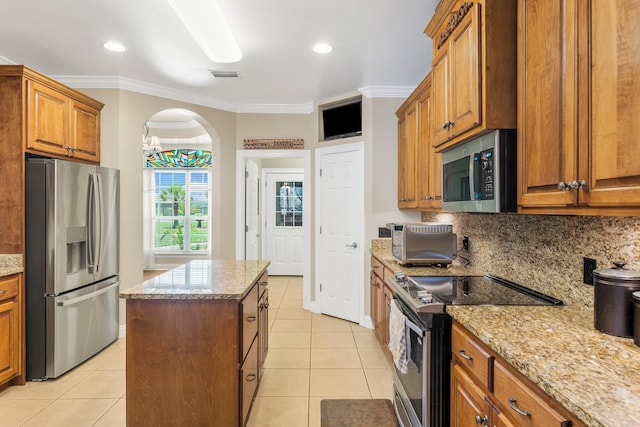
209, 70, 239, 78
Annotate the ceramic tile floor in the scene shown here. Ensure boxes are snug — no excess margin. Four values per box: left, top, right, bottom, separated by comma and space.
0, 275, 393, 426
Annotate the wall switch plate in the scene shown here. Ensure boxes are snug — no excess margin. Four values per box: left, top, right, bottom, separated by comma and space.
583, 257, 597, 285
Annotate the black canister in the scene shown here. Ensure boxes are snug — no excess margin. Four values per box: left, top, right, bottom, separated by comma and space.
594, 262, 640, 337
633, 292, 640, 346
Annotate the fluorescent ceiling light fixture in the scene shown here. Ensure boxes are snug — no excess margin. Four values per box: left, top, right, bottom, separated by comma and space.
167, 0, 242, 63
313, 43, 333, 54
103, 41, 127, 53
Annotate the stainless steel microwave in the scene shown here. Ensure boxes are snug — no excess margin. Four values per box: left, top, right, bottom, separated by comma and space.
441, 130, 517, 212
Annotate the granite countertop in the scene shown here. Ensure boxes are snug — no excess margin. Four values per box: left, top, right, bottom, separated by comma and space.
119, 259, 270, 300
447, 304, 640, 427
0, 254, 23, 277
371, 238, 640, 426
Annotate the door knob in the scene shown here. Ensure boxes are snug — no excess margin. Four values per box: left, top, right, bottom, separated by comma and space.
345, 242, 358, 248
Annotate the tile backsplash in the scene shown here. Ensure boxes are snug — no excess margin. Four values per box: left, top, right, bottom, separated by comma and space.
421, 212, 640, 306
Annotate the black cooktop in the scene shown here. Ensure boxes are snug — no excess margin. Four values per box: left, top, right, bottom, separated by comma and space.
394, 274, 563, 313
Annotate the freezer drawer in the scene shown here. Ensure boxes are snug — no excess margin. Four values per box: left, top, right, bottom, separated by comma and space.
45, 278, 119, 379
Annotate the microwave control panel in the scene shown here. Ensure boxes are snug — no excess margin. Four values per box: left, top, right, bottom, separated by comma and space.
473, 148, 494, 200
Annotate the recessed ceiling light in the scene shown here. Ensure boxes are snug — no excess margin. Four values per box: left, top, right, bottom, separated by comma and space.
103, 42, 127, 53
313, 43, 333, 54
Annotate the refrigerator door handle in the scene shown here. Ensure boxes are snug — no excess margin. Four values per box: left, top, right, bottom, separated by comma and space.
56, 281, 119, 307
95, 173, 104, 274
87, 173, 103, 274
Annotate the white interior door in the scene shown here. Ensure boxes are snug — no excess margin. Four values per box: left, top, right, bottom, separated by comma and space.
316, 142, 364, 323
245, 160, 260, 260
264, 170, 304, 275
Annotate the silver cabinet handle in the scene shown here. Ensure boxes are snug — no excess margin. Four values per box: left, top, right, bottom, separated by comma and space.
345, 242, 358, 249
246, 373, 257, 382
0, 289, 7, 297
578, 180, 588, 189
557, 181, 567, 190
567, 180, 579, 190
475, 414, 488, 425
508, 397, 531, 417
458, 349, 473, 361
246, 316, 257, 322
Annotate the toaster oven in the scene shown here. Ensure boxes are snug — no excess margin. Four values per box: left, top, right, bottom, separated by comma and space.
387, 223, 457, 266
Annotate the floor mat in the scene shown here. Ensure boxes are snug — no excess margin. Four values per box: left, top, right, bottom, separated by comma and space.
320, 399, 399, 427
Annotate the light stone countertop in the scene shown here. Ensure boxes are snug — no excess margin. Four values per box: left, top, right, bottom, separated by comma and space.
119, 259, 270, 300
0, 254, 23, 277
447, 305, 640, 427
372, 238, 640, 426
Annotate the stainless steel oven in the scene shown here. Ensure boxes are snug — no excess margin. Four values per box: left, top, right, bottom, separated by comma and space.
386, 273, 563, 427
391, 296, 451, 427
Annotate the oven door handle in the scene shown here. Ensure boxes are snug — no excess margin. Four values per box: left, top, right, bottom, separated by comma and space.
404, 317, 426, 337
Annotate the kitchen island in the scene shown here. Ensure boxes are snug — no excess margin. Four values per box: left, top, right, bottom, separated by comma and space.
120, 259, 270, 427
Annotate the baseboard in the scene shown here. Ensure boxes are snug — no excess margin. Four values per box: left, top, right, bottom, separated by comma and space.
363, 315, 374, 330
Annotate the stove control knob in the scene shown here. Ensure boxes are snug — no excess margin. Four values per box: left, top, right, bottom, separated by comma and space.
420, 294, 433, 304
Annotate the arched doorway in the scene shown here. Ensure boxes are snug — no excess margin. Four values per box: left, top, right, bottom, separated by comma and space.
142, 109, 216, 270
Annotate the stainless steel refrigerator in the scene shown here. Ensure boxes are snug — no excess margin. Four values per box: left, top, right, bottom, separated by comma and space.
25, 158, 120, 380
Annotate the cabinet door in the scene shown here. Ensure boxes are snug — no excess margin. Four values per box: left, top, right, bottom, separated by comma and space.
382, 285, 393, 349
70, 99, 100, 163
431, 46, 451, 147
448, 2, 481, 139
258, 289, 269, 373
0, 298, 19, 385
398, 104, 418, 208
518, 0, 579, 208
241, 285, 258, 362
583, 0, 640, 207
27, 80, 70, 157
451, 364, 490, 427
417, 83, 443, 210
240, 339, 259, 426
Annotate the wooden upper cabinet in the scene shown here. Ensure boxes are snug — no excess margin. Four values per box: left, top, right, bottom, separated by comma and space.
398, 103, 418, 208
517, 0, 579, 209
396, 73, 440, 210
69, 99, 101, 162
27, 80, 70, 157
518, 0, 640, 214
431, 2, 480, 147
416, 76, 442, 210
426, 0, 517, 153
15, 66, 103, 164
584, 0, 640, 208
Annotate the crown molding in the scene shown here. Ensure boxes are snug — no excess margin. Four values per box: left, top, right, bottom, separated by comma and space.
41, 75, 409, 114
358, 85, 416, 99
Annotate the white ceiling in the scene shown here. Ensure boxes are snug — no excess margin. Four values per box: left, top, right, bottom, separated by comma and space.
0, 0, 438, 113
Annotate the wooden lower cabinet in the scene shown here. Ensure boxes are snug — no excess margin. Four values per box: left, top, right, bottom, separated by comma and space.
451, 321, 584, 427
126, 279, 267, 427
370, 256, 392, 359
0, 274, 22, 387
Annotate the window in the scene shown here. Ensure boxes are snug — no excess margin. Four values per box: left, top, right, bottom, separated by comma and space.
146, 149, 212, 254
153, 170, 209, 252
276, 180, 303, 226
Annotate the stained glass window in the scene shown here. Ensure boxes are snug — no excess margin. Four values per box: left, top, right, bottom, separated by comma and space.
147, 150, 211, 253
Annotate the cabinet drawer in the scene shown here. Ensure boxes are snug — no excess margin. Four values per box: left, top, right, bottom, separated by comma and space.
452, 323, 493, 389
0, 274, 19, 302
493, 359, 570, 426
371, 256, 385, 278
241, 284, 258, 361
257, 271, 268, 298
240, 338, 259, 426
